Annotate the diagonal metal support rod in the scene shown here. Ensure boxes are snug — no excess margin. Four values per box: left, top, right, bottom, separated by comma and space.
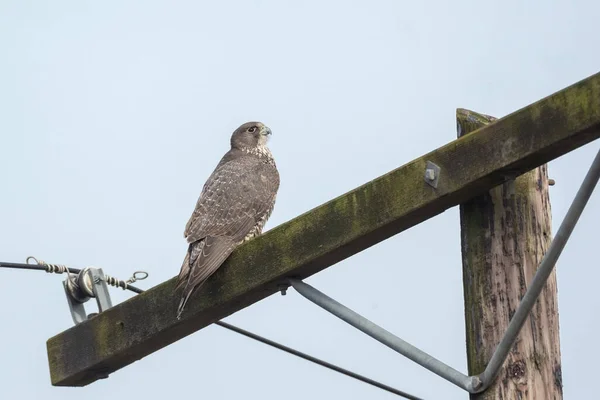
288, 279, 479, 392
289, 146, 600, 394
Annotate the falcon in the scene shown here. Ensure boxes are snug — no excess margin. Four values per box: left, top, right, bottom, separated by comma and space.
175, 121, 280, 319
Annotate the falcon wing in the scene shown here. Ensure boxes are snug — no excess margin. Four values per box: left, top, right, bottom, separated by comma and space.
175, 156, 279, 309
184, 156, 279, 244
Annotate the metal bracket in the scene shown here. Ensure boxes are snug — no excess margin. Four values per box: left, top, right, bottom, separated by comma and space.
63, 267, 114, 325
424, 161, 441, 188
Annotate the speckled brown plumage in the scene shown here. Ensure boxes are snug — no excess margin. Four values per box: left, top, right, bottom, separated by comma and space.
175, 122, 280, 319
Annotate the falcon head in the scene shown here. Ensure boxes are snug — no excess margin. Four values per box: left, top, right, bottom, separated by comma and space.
231, 121, 272, 150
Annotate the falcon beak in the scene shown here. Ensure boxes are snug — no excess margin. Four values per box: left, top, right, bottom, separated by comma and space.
260, 126, 272, 136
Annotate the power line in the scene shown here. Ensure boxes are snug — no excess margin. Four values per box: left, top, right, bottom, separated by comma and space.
215, 320, 422, 400
1, 259, 423, 400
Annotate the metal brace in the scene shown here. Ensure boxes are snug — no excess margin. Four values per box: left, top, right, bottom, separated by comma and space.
63, 267, 113, 325
424, 161, 441, 189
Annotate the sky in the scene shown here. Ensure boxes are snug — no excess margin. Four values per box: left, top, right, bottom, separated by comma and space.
1, 1, 599, 399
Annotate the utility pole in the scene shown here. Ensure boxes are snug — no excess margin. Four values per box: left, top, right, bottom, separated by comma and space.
457, 109, 563, 399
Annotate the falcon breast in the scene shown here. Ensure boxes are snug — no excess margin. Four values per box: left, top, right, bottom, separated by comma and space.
175, 121, 280, 319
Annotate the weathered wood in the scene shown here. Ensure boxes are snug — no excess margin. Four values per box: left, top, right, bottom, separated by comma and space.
458, 108, 562, 399
47, 71, 600, 387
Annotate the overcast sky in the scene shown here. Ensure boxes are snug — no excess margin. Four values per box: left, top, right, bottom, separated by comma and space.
1, 1, 599, 399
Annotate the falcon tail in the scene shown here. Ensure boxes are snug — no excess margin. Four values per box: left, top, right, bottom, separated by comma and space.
176, 278, 208, 320
175, 251, 197, 320
174, 237, 237, 320
177, 288, 194, 320
174, 256, 190, 291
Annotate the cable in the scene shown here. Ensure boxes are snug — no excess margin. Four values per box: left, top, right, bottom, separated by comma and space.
215, 320, 423, 400
0, 259, 423, 399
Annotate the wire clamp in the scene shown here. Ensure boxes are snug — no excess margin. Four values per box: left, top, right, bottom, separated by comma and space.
64, 267, 114, 325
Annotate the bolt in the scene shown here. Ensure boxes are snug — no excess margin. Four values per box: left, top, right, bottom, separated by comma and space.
470, 375, 484, 393
425, 168, 436, 181
278, 284, 288, 296
94, 367, 111, 380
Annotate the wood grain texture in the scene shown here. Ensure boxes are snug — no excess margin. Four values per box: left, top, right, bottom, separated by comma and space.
47, 71, 600, 387
458, 108, 562, 399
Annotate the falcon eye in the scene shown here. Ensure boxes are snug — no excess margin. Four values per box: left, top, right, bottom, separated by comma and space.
248, 127, 257, 133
